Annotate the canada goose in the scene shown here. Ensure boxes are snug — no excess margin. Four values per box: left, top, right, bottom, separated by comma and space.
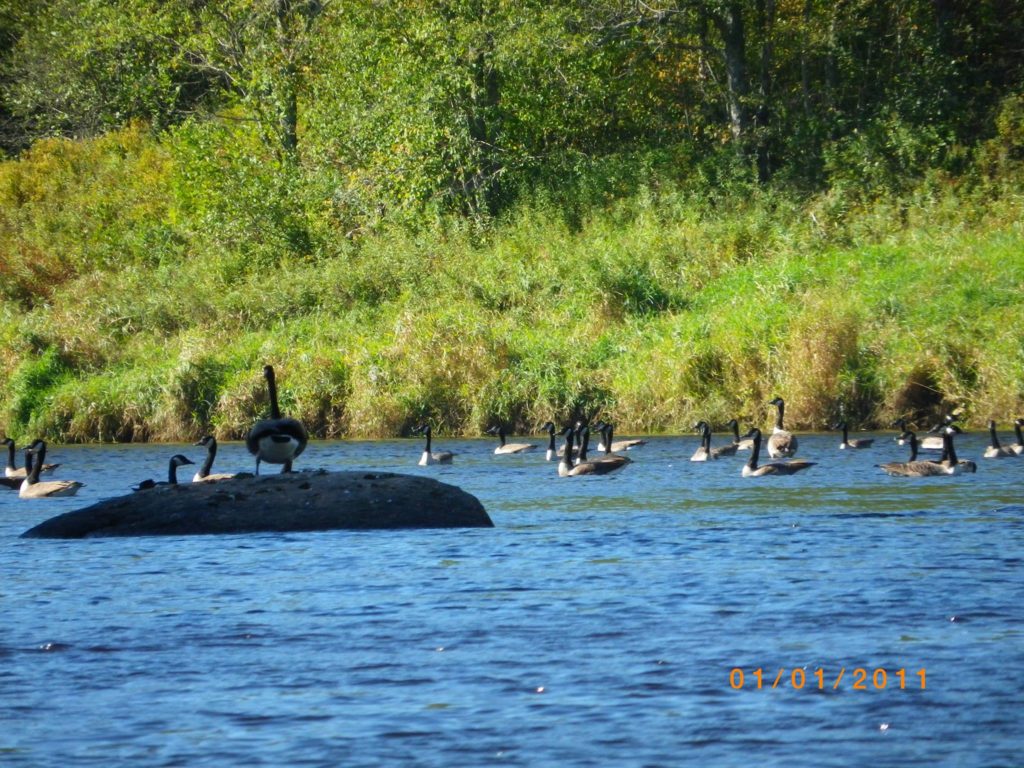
593, 421, 647, 453
19, 441, 83, 498
690, 421, 717, 461
741, 428, 815, 477
246, 365, 309, 474
1011, 418, 1024, 455
192, 435, 238, 481
573, 423, 592, 464
486, 425, 537, 454
983, 420, 1019, 459
558, 427, 630, 477
691, 421, 736, 461
3, 436, 59, 478
134, 454, 195, 491
878, 431, 944, 476
766, 398, 798, 458
541, 421, 558, 460
727, 418, 754, 450
881, 427, 973, 476
836, 421, 874, 450
920, 413, 959, 452
413, 424, 454, 466
892, 418, 909, 445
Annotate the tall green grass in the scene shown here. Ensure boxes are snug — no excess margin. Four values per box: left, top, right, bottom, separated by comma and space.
1, 125, 1022, 441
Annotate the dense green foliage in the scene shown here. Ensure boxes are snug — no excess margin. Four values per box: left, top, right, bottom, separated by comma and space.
0, 1, 1022, 441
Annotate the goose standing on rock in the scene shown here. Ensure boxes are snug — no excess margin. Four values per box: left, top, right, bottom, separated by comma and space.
766, 397, 798, 458
193, 435, 238, 481
486, 425, 537, 455
246, 365, 309, 474
134, 454, 195, 491
413, 424, 454, 466
741, 428, 815, 477
836, 421, 874, 450
558, 427, 630, 476
19, 441, 82, 498
983, 420, 1019, 459
4, 436, 59, 478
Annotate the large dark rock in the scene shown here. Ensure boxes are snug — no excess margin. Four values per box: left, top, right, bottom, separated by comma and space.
21, 470, 493, 538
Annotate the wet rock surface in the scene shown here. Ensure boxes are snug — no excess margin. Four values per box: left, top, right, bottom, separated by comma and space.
21, 470, 493, 538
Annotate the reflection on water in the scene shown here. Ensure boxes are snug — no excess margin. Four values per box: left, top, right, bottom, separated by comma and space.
0, 432, 1022, 766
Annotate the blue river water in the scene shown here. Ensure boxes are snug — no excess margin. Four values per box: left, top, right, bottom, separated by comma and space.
1, 431, 1022, 766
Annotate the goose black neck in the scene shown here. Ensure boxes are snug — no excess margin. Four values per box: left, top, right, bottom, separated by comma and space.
746, 430, 762, 470
168, 458, 182, 484
774, 401, 785, 430
1016, 419, 1024, 443
546, 428, 555, 452
200, 440, 217, 476
25, 448, 37, 483
840, 422, 849, 442
989, 421, 1001, 448
31, 443, 47, 482
265, 366, 281, 420
729, 421, 740, 441
943, 430, 958, 465
423, 427, 433, 453
577, 427, 590, 461
702, 424, 712, 452
4, 439, 15, 470
907, 434, 919, 461
496, 427, 506, 447
561, 429, 574, 464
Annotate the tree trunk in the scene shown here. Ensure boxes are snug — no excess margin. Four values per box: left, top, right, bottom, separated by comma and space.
714, 4, 751, 150
755, 0, 775, 182
468, 32, 502, 216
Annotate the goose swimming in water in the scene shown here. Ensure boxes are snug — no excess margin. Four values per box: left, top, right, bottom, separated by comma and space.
413, 424, 454, 466
766, 398, 798, 458
727, 418, 753, 450
192, 435, 238, 481
486, 425, 537, 455
1011, 418, 1024, 455
4, 436, 59, 478
920, 413, 959, 451
690, 421, 736, 461
557, 427, 630, 476
246, 365, 309, 474
740, 428, 815, 477
880, 426, 973, 476
134, 454, 195, 491
19, 441, 82, 498
836, 421, 874, 450
593, 421, 647, 453
983, 420, 1019, 459
878, 431, 944, 476
541, 421, 558, 460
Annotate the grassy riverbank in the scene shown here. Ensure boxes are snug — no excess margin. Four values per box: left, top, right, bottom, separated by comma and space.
1, 125, 1023, 442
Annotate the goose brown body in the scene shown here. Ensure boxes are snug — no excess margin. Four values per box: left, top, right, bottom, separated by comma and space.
766, 398, 798, 458
19, 441, 82, 498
